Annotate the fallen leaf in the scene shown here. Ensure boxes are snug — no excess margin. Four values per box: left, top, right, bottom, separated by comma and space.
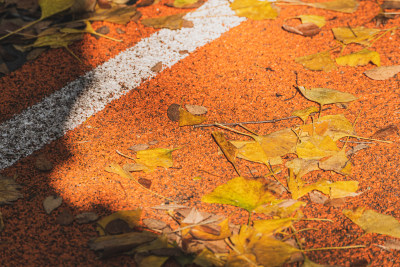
34, 154, 53, 171
343, 207, 400, 238
71, 0, 97, 13
254, 199, 306, 217
295, 51, 337, 72
228, 225, 300, 266
193, 248, 226, 267
230, 0, 279, 20
136, 255, 169, 267
382, 0, 400, 8
285, 158, 319, 178
182, 207, 209, 224
318, 149, 352, 175
105, 218, 132, 235
282, 23, 321, 37
231, 140, 283, 165
383, 239, 400, 250
190, 218, 231, 240
89, 231, 158, 257
292, 106, 320, 123
141, 13, 193, 30
97, 210, 142, 236
309, 191, 329, 204
89, 5, 141, 24
138, 178, 152, 189
179, 106, 207, 126
296, 135, 340, 160
135, 148, 178, 172
336, 49, 381, 67
325, 197, 346, 207
364, 65, 400, 80
297, 86, 357, 107
167, 103, 181, 122
129, 144, 150, 152
212, 132, 240, 175
202, 176, 276, 213
253, 218, 296, 234
56, 209, 74, 225
185, 104, 208, 115
371, 124, 399, 139
43, 195, 62, 214
318, 114, 356, 141
142, 218, 168, 230
151, 61, 163, 73
308, 0, 359, 13
61, 20, 122, 42
75, 212, 99, 224
169, 0, 204, 8
295, 15, 326, 28
332, 26, 380, 45
0, 175, 23, 205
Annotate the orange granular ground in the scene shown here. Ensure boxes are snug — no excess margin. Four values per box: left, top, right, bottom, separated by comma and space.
1, 0, 400, 266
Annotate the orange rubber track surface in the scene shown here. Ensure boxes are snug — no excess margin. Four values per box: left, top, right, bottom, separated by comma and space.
1, 0, 400, 266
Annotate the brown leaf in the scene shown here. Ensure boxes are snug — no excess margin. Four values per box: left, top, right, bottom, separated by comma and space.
371, 124, 399, 139
185, 104, 208, 115
34, 154, 53, 171
90, 5, 141, 24
71, 0, 97, 13
309, 191, 328, 204
75, 212, 99, 224
212, 132, 240, 175
138, 178, 152, 189
282, 23, 320, 37
141, 13, 194, 30
382, 0, 400, 9
151, 61, 163, 73
325, 197, 346, 207
0, 175, 23, 205
167, 103, 181, 122
56, 209, 74, 225
137, 0, 155, 7
383, 239, 400, 250
43, 195, 62, 214
142, 218, 168, 230
128, 143, 150, 152
364, 65, 400, 80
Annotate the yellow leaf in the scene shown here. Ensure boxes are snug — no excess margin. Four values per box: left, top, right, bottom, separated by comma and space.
231, 140, 282, 165
296, 15, 326, 28
255, 128, 298, 159
135, 148, 178, 172
173, 0, 199, 8
39, 0, 75, 19
96, 209, 142, 236
292, 106, 320, 123
318, 114, 355, 141
329, 180, 358, 198
228, 225, 300, 267
61, 20, 122, 42
295, 51, 337, 72
141, 13, 194, 30
302, 258, 332, 267
89, 5, 140, 24
230, 0, 279, 20
190, 218, 231, 240
179, 106, 207, 126
343, 207, 400, 238
309, 0, 359, 13
332, 26, 380, 45
212, 132, 240, 175
253, 218, 295, 235
202, 176, 276, 212
336, 49, 381, 67
254, 199, 306, 217
297, 86, 358, 106
193, 249, 226, 267
318, 149, 352, 175
296, 135, 340, 160
286, 158, 319, 178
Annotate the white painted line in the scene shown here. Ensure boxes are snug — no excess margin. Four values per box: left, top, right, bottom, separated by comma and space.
0, 0, 245, 170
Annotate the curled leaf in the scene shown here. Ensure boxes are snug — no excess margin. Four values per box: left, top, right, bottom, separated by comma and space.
297, 86, 357, 106
179, 106, 207, 126
282, 23, 321, 37
295, 15, 326, 28
332, 26, 380, 45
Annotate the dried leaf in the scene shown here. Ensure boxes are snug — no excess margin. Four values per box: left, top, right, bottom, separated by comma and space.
61, 21, 122, 42
171, 0, 203, 8
318, 149, 352, 175
332, 26, 380, 45
254, 199, 306, 217
75, 212, 99, 224
336, 49, 381, 67
202, 176, 276, 213
292, 106, 320, 123
179, 106, 207, 126
296, 135, 340, 160
190, 218, 231, 240
56, 209, 74, 225
283, 23, 321, 37
167, 103, 180, 122
318, 114, 355, 141
343, 207, 400, 238
364, 65, 400, 80
296, 15, 326, 28
135, 148, 178, 172
230, 0, 279, 20
141, 13, 193, 30
97, 210, 142, 236
295, 51, 337, 72
297, 86, 357, 107
253, 218, 295, 234
0, 175, 23, 205
286, 158, 319, 178
151, 61, 163, 72
371, 124, 399, 139
309, 191, 329, 204
193, 248, 226, 267
90, 5, 140, 24
231, 140, 283, 165
129, 144, 150, 152
309, 0, 359, 13
39, 0, 75, 19
383, 239, 400, 250
212, 132, 240, 175
71, 0, 97, 13
137, 255, 168, 267
185, 104, 208, 115
228, 225, 300, 266
382, 0, 400, 9
43, 195, 62, 214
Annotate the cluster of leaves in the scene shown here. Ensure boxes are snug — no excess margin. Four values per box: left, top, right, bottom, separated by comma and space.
99, 83, 399, 266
